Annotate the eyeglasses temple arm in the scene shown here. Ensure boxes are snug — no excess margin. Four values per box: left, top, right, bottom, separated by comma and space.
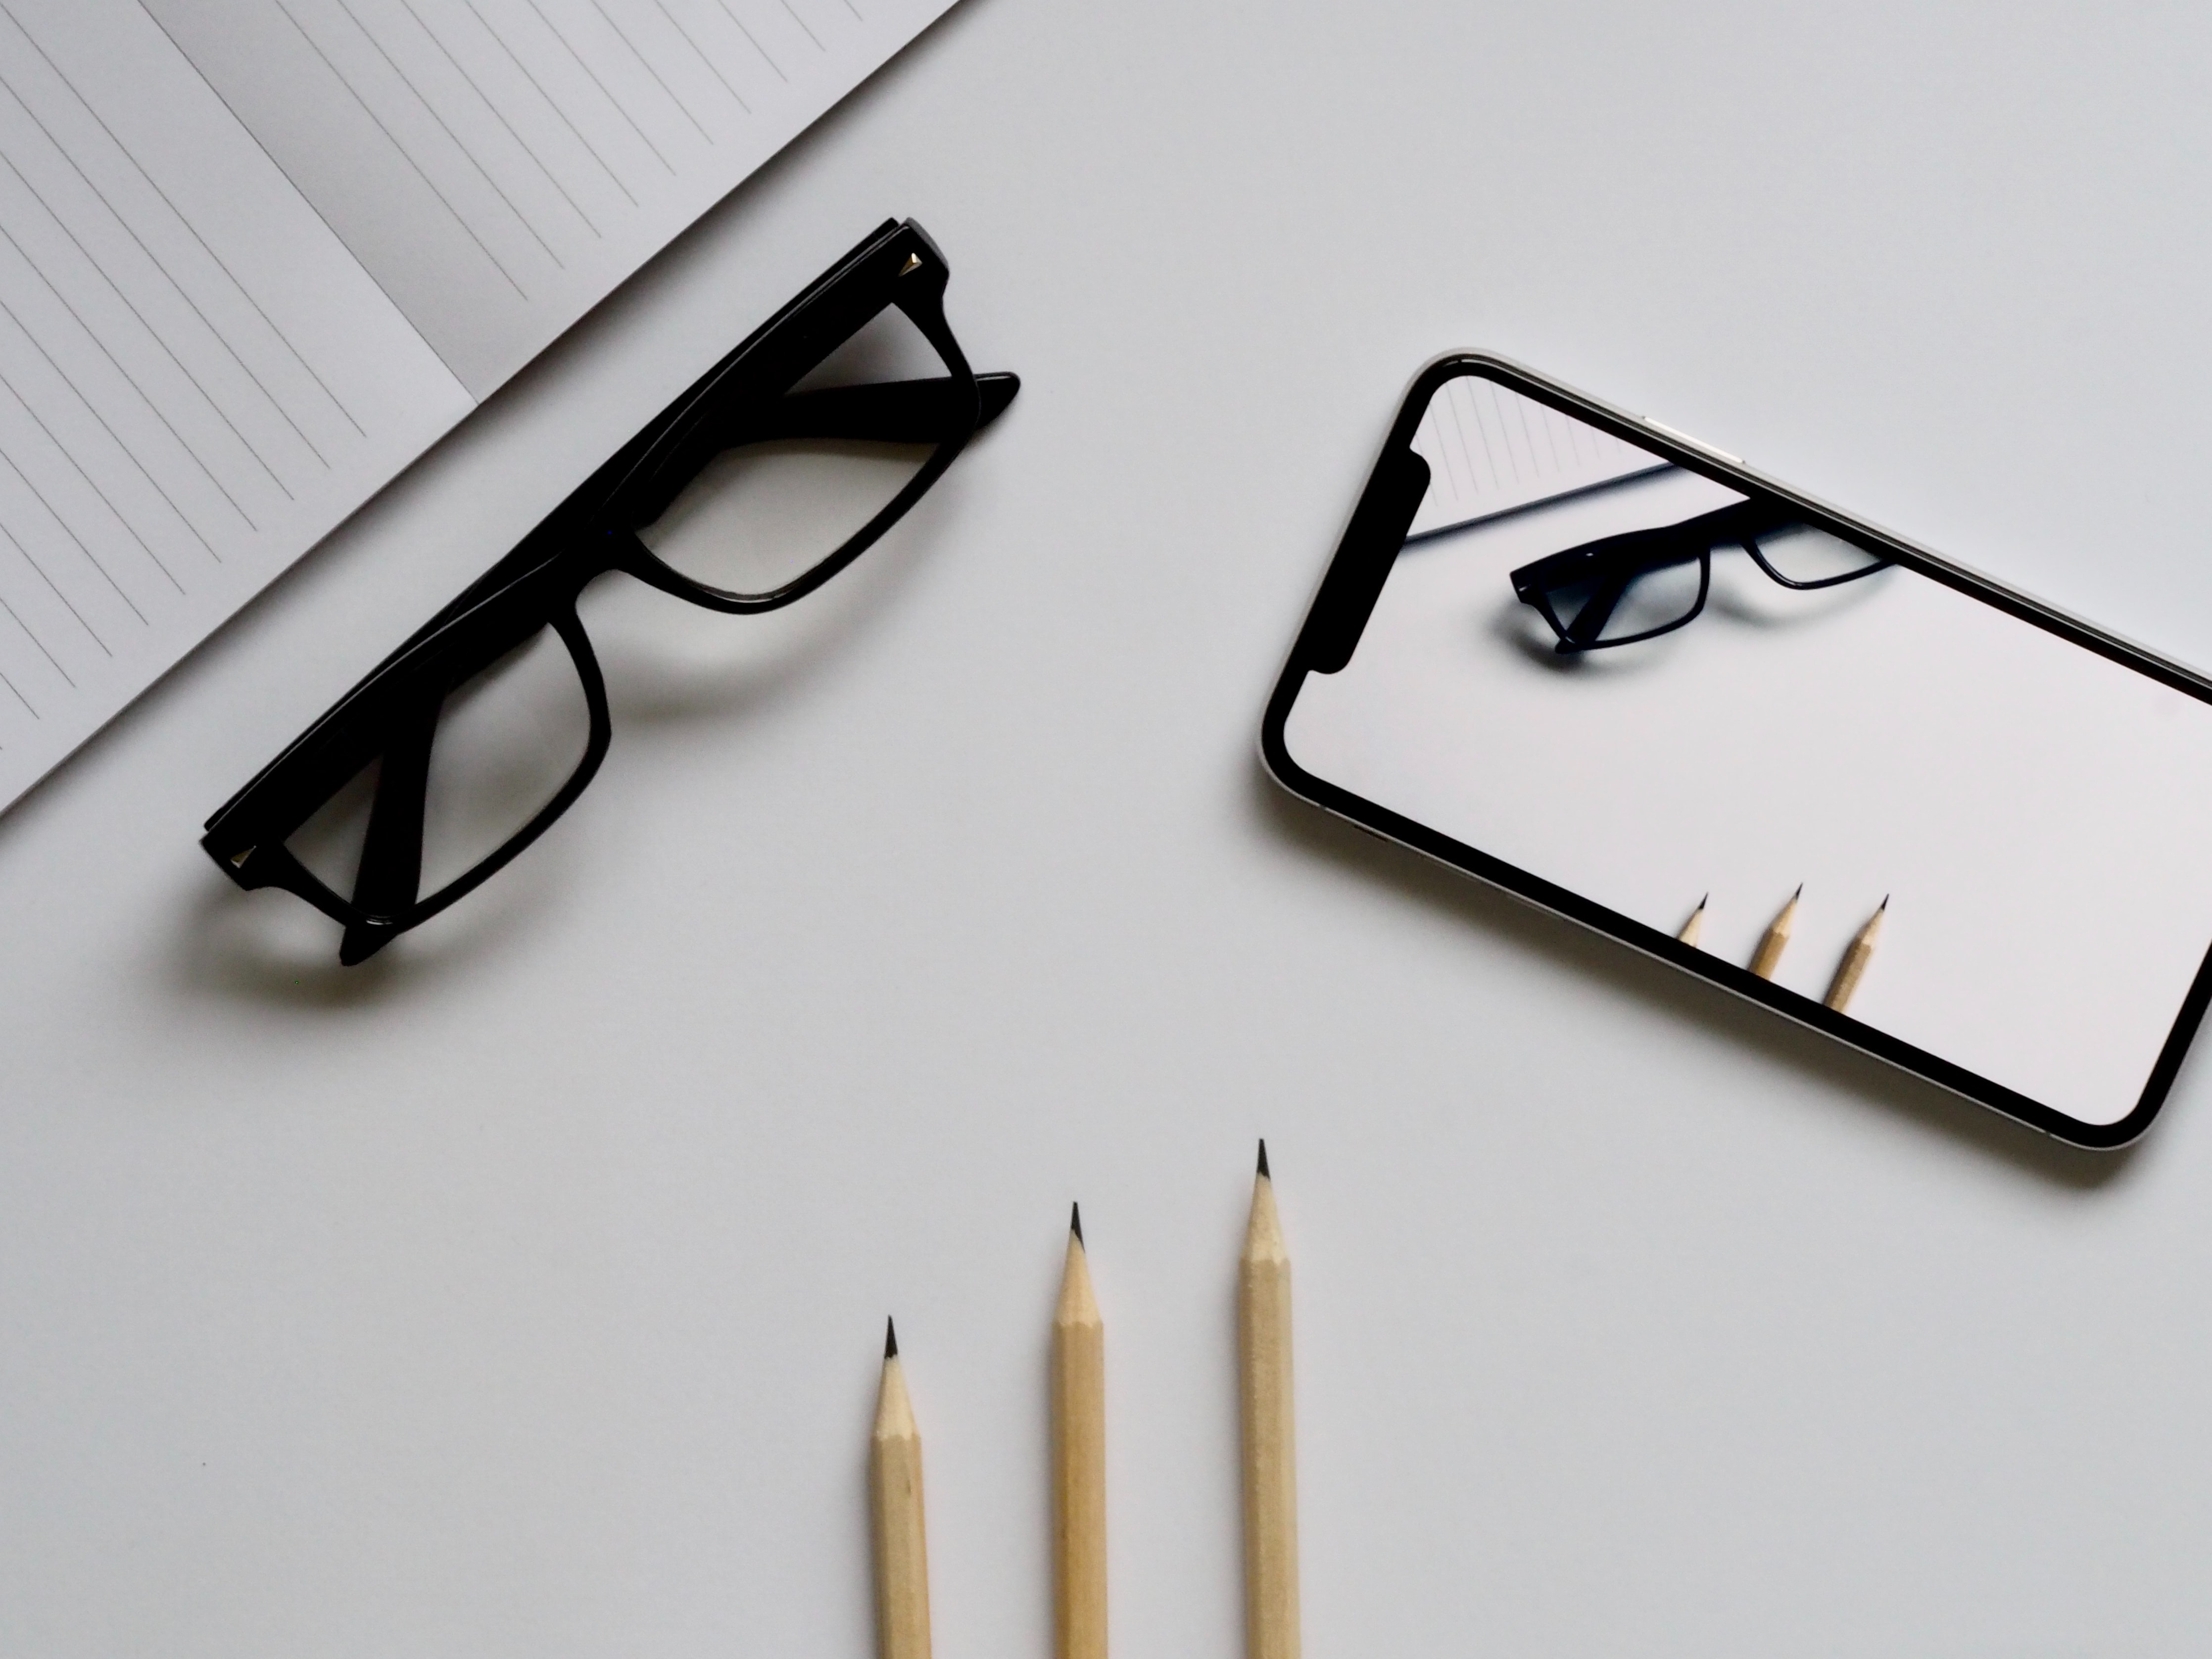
339, 705, 437, 964
714, 372, 1018, 447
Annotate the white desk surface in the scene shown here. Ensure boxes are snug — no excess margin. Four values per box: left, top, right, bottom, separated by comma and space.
9, 2, 2212, 1653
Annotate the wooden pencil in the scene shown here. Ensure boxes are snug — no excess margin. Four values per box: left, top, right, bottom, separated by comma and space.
1239, 1141, 1299, 1659
1749, 885, 1802, 980
1053, 1204, 1107, 1659
871, 1319, 931, 1659
1823, 897, 1887, 1012
1677, 894, 1708, 948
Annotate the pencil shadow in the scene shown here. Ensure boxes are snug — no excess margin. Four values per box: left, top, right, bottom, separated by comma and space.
1248, 760, 2144, 1190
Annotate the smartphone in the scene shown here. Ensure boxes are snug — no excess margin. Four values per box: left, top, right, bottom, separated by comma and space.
1261, 354, 2212, 1146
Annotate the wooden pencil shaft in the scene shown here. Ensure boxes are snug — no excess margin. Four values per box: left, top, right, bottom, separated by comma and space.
1053, 1233, 1107, 1659
1240, 1176, 1299, 1659
1824, 943, 1872, 1010
1749, 931, 1789, 979
872, 1357, 931, 1659
1824, 905, 1885, 1011
1750, 892, 1799, 980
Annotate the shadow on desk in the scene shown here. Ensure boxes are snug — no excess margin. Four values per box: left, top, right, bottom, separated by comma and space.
173, 853, 566, 1010
1249, 760, 2144, 1192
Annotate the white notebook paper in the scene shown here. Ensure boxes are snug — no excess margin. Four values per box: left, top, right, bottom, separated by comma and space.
0, 0, 958, 809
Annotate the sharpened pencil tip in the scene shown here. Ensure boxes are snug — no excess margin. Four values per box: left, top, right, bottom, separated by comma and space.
1256, 1138, 1270, 1180
1069, 1201, 1083, 1244
884, 1317, 897, 1360
1793, 882, 1804, 900
1878, 894, 1889, 911
1697, 893, 1708, 910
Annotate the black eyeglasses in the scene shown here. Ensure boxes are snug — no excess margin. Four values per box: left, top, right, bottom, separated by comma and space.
202, 219, 1017, 964
1510, 496, 1888, 653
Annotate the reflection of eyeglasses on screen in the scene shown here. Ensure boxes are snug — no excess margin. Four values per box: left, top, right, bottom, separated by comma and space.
201, 219, 1017, 965
1509, 497, 1890, 654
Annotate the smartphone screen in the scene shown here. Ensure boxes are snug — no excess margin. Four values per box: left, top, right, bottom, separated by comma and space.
1264, 356, 2212, 1143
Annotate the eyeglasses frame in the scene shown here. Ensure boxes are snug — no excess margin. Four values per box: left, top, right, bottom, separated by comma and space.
201, 218, 1009, 963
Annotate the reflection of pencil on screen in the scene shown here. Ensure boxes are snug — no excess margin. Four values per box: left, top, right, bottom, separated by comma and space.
1678, 895, 1707, 948
1824, 898, 1887, 1012
1749, 885, 1801, 979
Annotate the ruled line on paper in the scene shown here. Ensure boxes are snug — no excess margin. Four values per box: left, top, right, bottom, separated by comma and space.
708, 0, 791, 90
589, 0, 717, 139
0, 413, 147, 630
761, 0, 809, 62
0, 10, 334, 479
10, 11, 369, 439
0, 348, 186, 594
0, 140, 295, 503
0, 0, 439, 761
0, 506, 107, 661
0, 241, 230, 554
0, 234, 263, 538
0, 528, 76, 686
776, 0, 821, 50
331, 0, 569, 267
246, 0, 818, 310
464, 0, 636, 202
0, 95, 314, 648
519, 0, 677, 173
399, 0, 606, 236
648, 0, 751, 116
274, 0, 533, 296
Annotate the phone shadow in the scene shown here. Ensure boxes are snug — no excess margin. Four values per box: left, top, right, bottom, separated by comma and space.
1249, 760, 2145, 1191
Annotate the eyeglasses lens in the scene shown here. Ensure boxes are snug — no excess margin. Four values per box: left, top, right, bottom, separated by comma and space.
635, 305, 952, 599
286, 625, 596, 905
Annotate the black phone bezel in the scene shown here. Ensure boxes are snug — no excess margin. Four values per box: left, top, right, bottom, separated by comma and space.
1259, 351, 2212, 1149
